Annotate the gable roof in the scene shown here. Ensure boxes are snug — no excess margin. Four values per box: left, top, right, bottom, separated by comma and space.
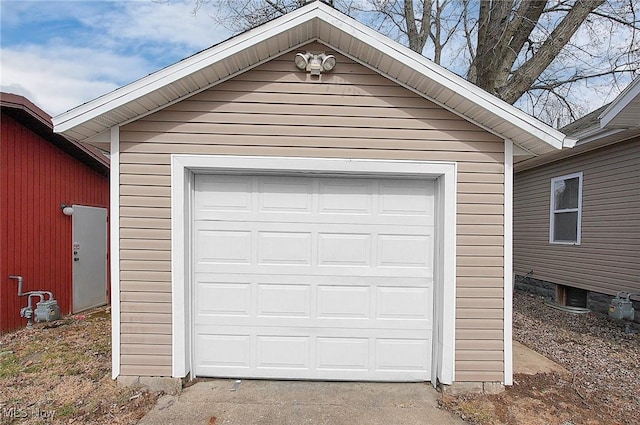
1, 92, 109, 176
559, 75, 640, 142
53, 1, 572, 155
514, 75, 640, 172
599, 75, 640, 129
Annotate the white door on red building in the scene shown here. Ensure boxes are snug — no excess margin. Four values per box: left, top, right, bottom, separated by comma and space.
72, 205, 107, 313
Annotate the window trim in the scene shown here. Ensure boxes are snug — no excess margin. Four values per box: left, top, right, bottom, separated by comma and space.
549, 172, 583, 245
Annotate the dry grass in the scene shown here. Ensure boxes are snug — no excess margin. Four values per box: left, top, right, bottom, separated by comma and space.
0, 307, 158, 424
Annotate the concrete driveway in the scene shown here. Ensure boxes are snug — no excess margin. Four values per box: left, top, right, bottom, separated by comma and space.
137, 379, 466, 425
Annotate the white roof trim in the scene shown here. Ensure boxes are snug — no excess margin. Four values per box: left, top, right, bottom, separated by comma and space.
599, 76, 640, 128
53, 9, 316, 133
53, 1, 568, 154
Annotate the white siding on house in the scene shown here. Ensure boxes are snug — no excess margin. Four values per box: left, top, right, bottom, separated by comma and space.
118, 44, 505, 381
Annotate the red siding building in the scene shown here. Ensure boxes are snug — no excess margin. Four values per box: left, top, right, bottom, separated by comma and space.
1, 93, 110, 333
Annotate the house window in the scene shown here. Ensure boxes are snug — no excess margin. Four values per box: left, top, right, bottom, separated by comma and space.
550, 172, 583, 244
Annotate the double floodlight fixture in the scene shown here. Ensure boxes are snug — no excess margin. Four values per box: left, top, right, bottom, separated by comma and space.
294, 52, 336, 76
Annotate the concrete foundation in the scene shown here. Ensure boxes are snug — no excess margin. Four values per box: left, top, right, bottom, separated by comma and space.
514, 275, 640, 325
117, 376, 183, 395
439, 381, 504, 395
514, 275, 555, 299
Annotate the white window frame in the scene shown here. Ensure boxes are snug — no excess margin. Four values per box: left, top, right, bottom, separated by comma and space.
549, 172, 583, 245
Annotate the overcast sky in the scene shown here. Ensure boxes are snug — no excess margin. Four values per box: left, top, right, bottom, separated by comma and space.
0, 0, 231, 116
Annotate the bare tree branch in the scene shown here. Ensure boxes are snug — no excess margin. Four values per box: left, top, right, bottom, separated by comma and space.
499, 0, 605, 104
187, 0, 640, 124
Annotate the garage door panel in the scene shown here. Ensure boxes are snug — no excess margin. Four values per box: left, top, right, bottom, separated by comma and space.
195, 176, 433, 226
195, 223, 434, 276
193, 174, 434, 381
195, 265, 432, 278
194, 328, 431, 380
318, 233, 371, 266
378, 180, 434, 216
195, 175, 253, 213
317, 337, 369, 370
257, 231, 313, 265
196, 211, 431, 225
196, 282, 251, 317
196, 230, 252, 264
317, 286, 370, 318
377, 234, 433, 268
195, 221, 433, 236
195, 273, 431, 288
258, 178, 314, 213
318, 178, 373, 215
194, 275, 434, 326
196, 326, 432, 338
197, 334, 251, 368
376, 286, 432, 320
376, 339, 432, 371
257, 284, 311, 318
195, 306, 433, 330
256, 336, 310, 369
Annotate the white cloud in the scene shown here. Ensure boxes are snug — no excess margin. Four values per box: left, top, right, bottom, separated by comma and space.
0, 44, 151, 116
82, 1, 231, 57
0, 1, 231, 116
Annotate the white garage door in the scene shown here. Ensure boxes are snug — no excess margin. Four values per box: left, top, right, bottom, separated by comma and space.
193, 174, 435, 381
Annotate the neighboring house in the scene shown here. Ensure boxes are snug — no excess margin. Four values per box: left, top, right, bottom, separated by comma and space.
0, 93, 110, 333
514, 76, 640, 319
53, 3, 573, 391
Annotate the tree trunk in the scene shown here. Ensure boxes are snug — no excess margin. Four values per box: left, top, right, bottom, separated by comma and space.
498, 0, 605, 104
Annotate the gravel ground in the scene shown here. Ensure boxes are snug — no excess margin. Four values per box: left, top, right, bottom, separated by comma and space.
513, 291, 640, 420
442, 291, 640, 424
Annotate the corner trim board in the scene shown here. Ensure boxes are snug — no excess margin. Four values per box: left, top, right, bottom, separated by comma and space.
110, 126, 121, 379
504, 139, 514, 386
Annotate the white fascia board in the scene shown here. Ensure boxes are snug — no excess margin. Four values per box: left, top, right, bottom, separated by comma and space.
599, 76, 640, 128
562, 137, 578, 148
317, 7, 566, 150
566, 123, 626, 146
53, 4, 327, 134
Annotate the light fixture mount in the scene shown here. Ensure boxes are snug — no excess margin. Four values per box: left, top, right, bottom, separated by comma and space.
294, 52, 336, 75
60, 203, 74, 216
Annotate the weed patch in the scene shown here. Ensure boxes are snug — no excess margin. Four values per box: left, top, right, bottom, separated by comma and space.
0, 306, 158, 424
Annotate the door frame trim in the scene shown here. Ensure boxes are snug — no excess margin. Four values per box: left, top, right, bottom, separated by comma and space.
171, 155, 457, 385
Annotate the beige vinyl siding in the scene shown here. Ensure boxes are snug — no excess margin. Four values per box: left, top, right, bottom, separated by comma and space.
118, 43, 505, 381
514, 136, 640, 295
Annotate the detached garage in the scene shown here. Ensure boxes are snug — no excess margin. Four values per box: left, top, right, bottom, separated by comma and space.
53, 2, 572, 391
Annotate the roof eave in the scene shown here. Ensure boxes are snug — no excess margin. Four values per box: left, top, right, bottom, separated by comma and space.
53, 5, 326, 134
1, 92, 110, 173
53, 1, 566, 155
